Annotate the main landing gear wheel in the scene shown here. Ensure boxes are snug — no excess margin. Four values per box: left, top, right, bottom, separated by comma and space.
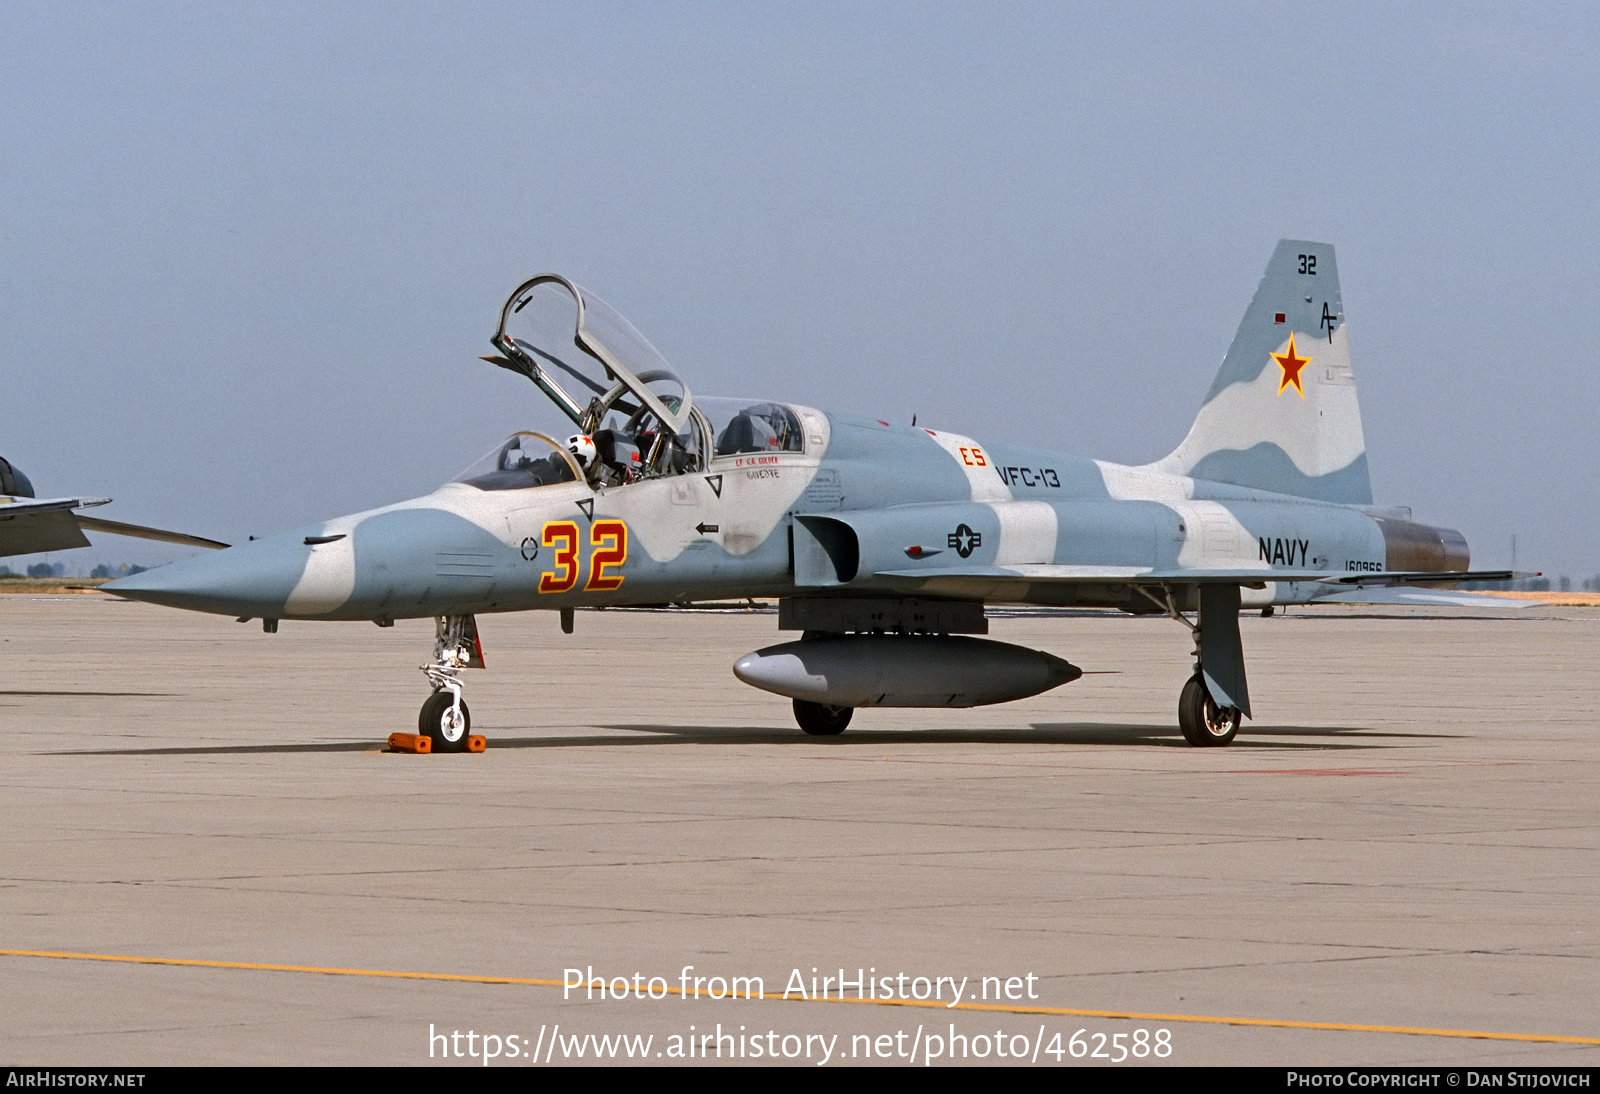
793, 700, 852, 736
1178, 674, 1239, 747
420, 691, 471, 753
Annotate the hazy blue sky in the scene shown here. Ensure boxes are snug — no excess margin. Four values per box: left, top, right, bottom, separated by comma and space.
4, 3, 1596, 577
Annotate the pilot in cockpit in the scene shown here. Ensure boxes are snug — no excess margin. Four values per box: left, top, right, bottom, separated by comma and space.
480, 437, 576, 489
579, 409, 697, 485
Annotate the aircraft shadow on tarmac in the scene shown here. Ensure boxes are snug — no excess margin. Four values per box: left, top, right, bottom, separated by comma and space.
50, 741, 383, 756
1, 690, 180, 698
479, 722, 1444, 750
46, 723, 1462, 757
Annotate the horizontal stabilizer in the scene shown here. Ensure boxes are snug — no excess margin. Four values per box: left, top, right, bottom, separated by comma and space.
0, 495, 109, 515
1, 496, 225, 557
1310, 587, 1542, 609
0, 496, 110, 556
1324, 569, 1515, 587
0, 507, 91, 556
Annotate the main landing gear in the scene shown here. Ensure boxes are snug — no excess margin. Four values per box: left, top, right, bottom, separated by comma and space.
793, 699, 853, 736
1178, 673, 1240, 746
414, 614, 484, 753
1137, 583, 1250, 747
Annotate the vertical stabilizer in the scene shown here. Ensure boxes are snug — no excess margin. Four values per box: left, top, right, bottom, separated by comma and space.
1150, 240, 1372, 504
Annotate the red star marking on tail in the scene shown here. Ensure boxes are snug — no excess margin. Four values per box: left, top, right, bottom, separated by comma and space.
1272, 333, 1310, 399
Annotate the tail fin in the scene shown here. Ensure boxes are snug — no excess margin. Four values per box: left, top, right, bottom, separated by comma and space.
1149, 240, 1372, 504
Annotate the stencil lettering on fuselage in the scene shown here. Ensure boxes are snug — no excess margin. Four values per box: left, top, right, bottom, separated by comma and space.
922, 430, 1062, 564
604, 403, 830, 563
1259, 536, 1310, 568
921, 429, 1011, 503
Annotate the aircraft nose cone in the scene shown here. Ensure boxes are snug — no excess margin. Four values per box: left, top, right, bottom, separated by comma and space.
104, 537, 311, 617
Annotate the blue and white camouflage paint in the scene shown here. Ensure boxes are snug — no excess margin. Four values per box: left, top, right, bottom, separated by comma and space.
108, 243, 1508, 745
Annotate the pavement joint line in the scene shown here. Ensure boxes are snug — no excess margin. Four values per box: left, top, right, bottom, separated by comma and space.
4, 948, 1598, 1046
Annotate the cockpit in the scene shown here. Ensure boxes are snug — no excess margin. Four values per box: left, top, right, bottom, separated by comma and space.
708, 401, 803, 456
453, 433, 581, 491
458, 275, 809, 493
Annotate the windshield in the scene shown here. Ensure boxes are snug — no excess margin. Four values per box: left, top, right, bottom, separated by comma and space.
453, 432, 581, 491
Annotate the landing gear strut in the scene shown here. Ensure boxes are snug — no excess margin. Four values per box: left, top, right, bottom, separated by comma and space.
419, 614, 482, 753
1136, 582, 1250, 747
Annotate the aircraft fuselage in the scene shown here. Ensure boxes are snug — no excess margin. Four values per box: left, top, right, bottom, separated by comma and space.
107, 407, 1446, 623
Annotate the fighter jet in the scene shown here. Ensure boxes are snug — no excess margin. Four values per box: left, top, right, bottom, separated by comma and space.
0, 456, 226, 559
107, 241, 1512, 749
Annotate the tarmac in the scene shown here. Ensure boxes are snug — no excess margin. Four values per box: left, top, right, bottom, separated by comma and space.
2, 595, 1597, 1067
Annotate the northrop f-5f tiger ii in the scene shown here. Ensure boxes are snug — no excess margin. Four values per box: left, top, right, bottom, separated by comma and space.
109, 241, 1512, 749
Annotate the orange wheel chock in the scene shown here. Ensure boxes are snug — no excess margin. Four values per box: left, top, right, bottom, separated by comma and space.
466, 735, 487, 753
387, 732, 432, 754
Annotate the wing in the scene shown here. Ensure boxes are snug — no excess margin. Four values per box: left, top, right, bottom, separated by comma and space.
871, 563, 1523, 603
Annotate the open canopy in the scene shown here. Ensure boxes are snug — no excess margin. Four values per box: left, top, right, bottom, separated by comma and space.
485, 275, 692, 436
477, 276, 814, 489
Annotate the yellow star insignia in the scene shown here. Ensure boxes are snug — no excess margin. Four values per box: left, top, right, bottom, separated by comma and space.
1272, 333, 1311, 399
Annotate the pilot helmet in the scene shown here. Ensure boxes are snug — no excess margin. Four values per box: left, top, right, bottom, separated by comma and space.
567, 434, 596, 468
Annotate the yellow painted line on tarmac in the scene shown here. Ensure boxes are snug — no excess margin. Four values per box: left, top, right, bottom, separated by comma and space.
2, 947, 569, 987
5, 948, 1598, 1047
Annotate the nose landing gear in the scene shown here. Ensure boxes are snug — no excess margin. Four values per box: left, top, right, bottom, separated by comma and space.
416, 614, 486, 753
419, 689, 472, 750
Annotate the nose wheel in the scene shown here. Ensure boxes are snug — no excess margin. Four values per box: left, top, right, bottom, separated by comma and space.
413, 614, 486, 753
419, 691, 472, 752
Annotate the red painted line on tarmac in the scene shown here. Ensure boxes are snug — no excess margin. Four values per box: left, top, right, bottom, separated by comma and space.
1225, 769, 1404, 776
